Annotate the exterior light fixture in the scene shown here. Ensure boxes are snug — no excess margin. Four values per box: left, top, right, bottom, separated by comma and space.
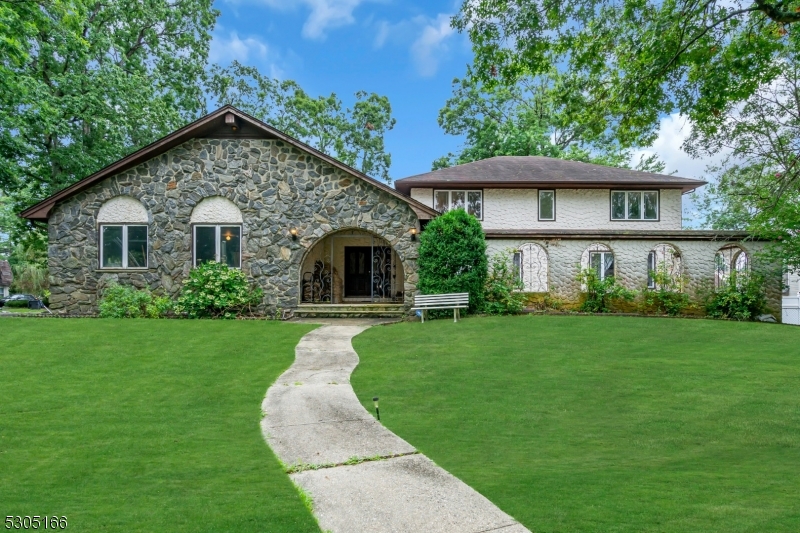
224, 112, 238, 132
410, 227, 417, 241
373, 396, 380, 421
289, 228, 298, 241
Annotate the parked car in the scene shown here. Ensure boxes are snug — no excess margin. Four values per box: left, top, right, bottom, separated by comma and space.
0, 294, 41, 308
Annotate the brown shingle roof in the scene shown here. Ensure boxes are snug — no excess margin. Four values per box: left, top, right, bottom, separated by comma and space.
394, 156, 707, 195
0, 260, 12, 287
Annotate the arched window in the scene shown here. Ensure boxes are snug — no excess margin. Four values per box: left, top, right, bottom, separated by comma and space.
97, 196, 148, 269
581, 243, 615, 281
647, 243, 683, 290
513, 243, 549, 292
715, 245, 749, 289
190, 197, 243, 268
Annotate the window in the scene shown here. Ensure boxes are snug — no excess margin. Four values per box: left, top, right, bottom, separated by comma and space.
434, 190, 482, 218
517, 243, 549, 292
100, 225, 147, 269
647, 243, 683, 290
193, 225, 241, 267
611, 191, 659, 220
590, 251, 615, 280
538, 190, 555, 221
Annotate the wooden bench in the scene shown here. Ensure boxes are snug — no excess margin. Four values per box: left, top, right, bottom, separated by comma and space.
411, 293, 469, 323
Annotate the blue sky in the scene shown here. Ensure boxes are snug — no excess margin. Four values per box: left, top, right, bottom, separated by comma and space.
210, 0, 473, 181
208, 0, 717, 225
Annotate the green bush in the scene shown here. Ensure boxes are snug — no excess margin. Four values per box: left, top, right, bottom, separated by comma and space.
174, 261, 263, 319
484, 250, 525, 315
5, 299, 32, 308
98, 284, 172, 318
578, 268, 636, 313
705, 271, 767, 321
418, 208, 487, 313
643, 265, 690, 316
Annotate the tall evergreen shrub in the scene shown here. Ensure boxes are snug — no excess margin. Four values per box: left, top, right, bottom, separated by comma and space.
418, 208, 487, 312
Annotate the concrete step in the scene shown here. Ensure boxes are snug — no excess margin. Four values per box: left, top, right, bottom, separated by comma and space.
294, 304, 406, 318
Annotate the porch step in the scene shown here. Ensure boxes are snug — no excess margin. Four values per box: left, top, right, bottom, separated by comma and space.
293, 304, 406, 318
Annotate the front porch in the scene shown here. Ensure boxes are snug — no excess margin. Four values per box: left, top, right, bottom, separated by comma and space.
299, 229, 406, 306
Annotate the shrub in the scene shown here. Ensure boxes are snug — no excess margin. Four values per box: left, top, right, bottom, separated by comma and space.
643, 264, 690, 316
98, 284, 172, 318
578, 268, 636, 313
418, 208, 487, 313
484, 250, 525, 315
705, 270, 767, 321
174, 261, 263, 319
5, 299, 32, 308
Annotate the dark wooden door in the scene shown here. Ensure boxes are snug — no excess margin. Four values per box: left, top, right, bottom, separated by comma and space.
344, 247, 372, 297
344, 246, 393, 298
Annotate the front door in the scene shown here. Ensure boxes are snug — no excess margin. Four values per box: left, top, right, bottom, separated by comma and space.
344, 246, 393, 299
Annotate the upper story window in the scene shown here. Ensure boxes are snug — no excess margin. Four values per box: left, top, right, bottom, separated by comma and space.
97, 196, 149, 269
611, 191, 659, 220
538, 190, 555, 221
434, 190, 482, 219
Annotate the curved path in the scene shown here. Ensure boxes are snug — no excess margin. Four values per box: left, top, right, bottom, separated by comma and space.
261, 319, 530, 533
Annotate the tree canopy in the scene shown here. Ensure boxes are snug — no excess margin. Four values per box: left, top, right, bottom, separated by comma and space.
207, 62, 396, 183
455, 0, 798, 147
434, 70, 664, 172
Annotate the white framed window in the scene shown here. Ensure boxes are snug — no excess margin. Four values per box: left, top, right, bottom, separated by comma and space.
538, 190, 555, 221
434, 190, 482, 218
590, 251, 615, 280
193, 225, 242, 268
611, 191, 659, 220
100, 225, 148, 269
515, 243, 549, 292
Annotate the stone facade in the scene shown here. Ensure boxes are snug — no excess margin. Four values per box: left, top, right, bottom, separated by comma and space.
486, 238, 782, 315
47, 138, 420, 314
410, 187, 684, 230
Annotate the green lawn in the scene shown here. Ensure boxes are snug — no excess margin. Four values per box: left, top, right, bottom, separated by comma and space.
352, 315, 800, 533
0, 319, 319, 532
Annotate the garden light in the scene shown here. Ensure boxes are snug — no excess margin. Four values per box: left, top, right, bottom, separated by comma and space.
373, 396, 380, 421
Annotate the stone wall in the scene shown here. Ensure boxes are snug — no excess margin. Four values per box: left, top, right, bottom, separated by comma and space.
486, 238, 782, 317
47, 138, 421, 314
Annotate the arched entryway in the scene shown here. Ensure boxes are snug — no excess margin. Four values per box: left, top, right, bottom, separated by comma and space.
299, 229, 406, 304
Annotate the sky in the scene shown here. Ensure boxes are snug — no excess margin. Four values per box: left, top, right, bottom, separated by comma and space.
210, 0, 720, 224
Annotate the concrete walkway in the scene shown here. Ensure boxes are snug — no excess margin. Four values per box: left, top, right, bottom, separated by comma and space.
261, 320, 530, 533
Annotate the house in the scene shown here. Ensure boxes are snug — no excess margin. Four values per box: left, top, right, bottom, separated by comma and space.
20, 106, 780, 317
0, 260, 12, 298
20, 106, 438, 316
395, 157, 781, 314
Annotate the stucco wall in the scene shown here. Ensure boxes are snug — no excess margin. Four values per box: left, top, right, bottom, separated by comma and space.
486, 238, 781, 315
409, 187, 684, 230
47, 138, 421, 314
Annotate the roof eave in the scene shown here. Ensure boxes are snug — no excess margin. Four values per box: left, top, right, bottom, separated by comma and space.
19, 105, 439, 221
395, 179, 707, 195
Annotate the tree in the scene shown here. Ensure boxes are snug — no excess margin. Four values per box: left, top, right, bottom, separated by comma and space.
434, 71, 666, 172
0, 0, 218, 241
454, 0, 798, 148
207, 62, 396, 183
690, 54, 800, 267
417, 209, 488, 313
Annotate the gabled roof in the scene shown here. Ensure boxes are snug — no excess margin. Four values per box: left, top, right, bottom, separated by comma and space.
394, 156, 707, 195
19, 105, 439, 221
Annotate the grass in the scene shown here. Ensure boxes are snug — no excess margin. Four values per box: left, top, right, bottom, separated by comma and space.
0, 319, 320, 532
351, 315, 800, 533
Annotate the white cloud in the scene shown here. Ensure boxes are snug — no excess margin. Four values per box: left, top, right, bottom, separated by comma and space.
209, 31, 270, 65
631, 113, 732, 227
255, 0, 367, 40
410, 14, 455, 77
